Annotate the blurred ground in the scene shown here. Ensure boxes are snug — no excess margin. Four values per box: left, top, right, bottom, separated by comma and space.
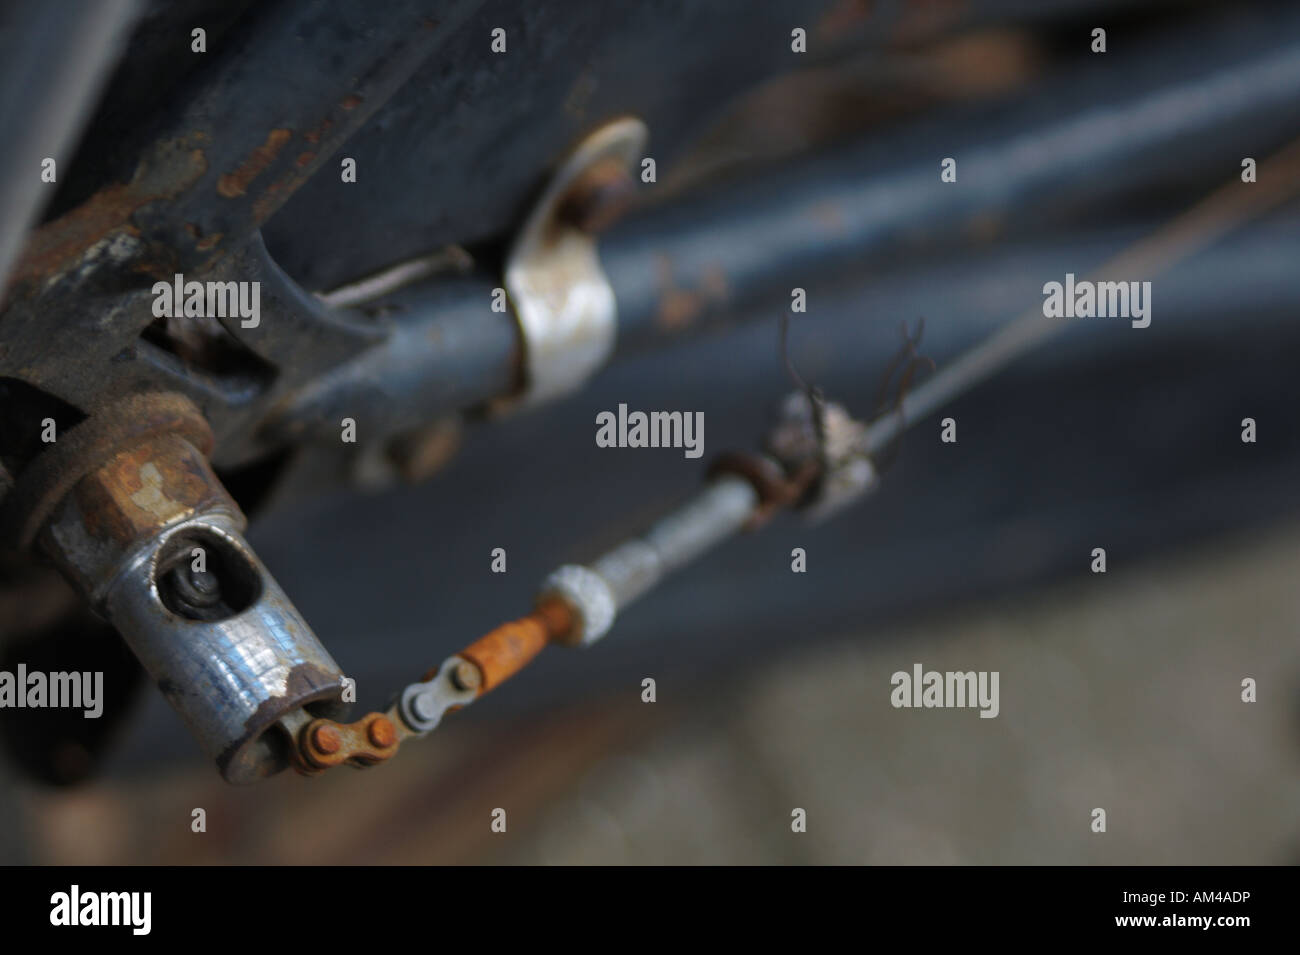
5, 518, 1297, 865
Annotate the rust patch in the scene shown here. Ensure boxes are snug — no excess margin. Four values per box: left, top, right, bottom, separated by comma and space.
816, 0, 875, 40
295, 151, 316, 168
4, 142, 207, 291
367, 717, 397, 749
218, 661, 345, 782
302, 115, 336, 145
312, 723, 342, 754
700, 264, 730, 301
965, 211, 1003, 243
1, 392, 214, 551
655, 254, 700, 330
387, 417, 461, 485
340, 94, 363, 111
8, 185, 140, 288
659, 289, 704, 330
559, 157, 636, 233
456, 615, 550, 694
810, 200, 848, 235
894, 0, 967, 43
217, 128, 292, 198
653, 253, 730, 331
69, 434, 224, 549
250, 176, 292, 223
184, 222, 223, 252
295, 711, 401, 774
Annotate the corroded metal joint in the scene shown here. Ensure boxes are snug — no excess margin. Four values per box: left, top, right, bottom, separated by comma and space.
1, 393, 348, 783
707, 450, 817, 530
292, 712, 402, 774
765, 392, 878, 522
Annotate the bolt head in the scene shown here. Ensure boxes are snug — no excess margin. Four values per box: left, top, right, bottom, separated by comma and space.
368, 717, 396, 749
451, 660, 482, 692
188, 566, 220, 595
410, 692, 438, 722
312, 724, 342, 755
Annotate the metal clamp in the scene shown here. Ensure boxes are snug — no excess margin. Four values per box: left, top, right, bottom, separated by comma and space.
504, 117, 647, 405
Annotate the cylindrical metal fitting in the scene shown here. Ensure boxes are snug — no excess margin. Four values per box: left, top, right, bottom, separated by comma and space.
95, 511, 349, 782
541, 476, 758, 646
21, 395, 348, 783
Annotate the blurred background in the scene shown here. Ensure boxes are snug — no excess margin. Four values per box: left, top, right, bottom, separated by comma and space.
1, 0, 1298, 863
